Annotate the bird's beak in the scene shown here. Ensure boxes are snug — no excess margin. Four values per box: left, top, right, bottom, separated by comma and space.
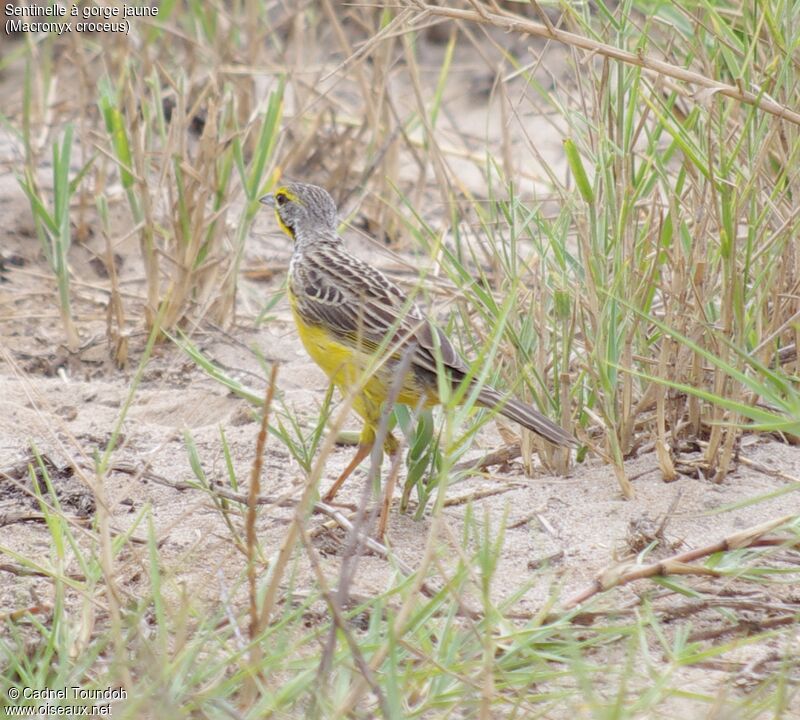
259, 194, 275, 207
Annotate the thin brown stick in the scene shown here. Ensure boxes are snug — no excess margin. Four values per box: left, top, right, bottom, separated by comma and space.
247, 363, 279, 642
241, 363, 279, 708
737, 455, 800, 484
0, 564, 85, 581
443, 484, 520, 507
453, 442, 521, 473
0, 605, 50, 622
564, 515, 798, 608
405, 1, 800, 126
688, 614, 799, 643
0, 511, 91, 527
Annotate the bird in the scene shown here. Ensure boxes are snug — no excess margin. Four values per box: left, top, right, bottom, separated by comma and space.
260, 181, 575, 535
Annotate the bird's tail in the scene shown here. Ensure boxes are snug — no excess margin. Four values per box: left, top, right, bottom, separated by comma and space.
476, 386, 577, 448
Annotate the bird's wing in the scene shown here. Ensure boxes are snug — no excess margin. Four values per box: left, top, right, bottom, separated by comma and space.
293, 245, 469, 380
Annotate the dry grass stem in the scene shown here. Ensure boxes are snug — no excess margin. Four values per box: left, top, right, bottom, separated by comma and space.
565, 515, 798, 608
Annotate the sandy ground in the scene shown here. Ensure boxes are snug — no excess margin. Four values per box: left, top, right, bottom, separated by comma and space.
1, 24, 799, 717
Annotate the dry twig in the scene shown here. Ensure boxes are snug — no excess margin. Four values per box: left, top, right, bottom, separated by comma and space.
564, 515, 798, 608
405, 1, 800, 125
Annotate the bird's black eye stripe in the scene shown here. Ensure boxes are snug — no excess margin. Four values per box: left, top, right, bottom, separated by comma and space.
276, 193, 288, 207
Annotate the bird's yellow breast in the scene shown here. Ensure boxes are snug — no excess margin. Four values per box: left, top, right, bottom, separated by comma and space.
288, 287, 361, 383
287, 287, 437, 423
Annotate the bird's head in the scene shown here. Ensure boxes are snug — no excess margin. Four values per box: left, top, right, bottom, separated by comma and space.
259, 182, 338, 241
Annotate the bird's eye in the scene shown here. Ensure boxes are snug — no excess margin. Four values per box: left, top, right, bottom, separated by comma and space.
276, 193, 288, 207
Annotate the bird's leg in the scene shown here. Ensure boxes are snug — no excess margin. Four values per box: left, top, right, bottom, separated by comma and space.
323, 442, 373, 502
376, 433, 401, 540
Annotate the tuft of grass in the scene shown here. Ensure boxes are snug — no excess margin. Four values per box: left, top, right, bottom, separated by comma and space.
97, 73, 284, 332
17, 123, 92, 352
